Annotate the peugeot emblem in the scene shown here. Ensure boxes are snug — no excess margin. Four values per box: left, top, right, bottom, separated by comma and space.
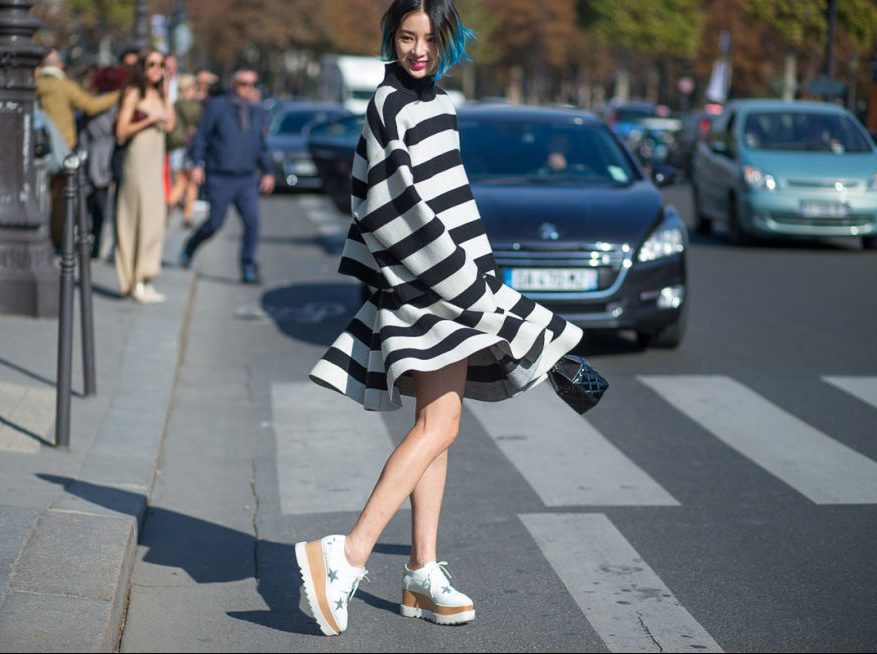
540, 223, 559, 241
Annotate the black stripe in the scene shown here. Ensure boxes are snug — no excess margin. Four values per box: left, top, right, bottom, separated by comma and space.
384, 325, 484, 368
347, 317, 375, 346
449, 279, 489, 310
351, 176, 368, 200
448, 220, 488, 245
497, 314, 525, 343
412, 150, 461, 184
404, 113, 456, 146
366, 102, 391, 148
323, 347, 367, 385
359, 184, 421, 232
366, 146, 412, 188
428, 185, 474, 214
417, 246, 466, 289
338, 257, 386, 289
387, 218, 445, 262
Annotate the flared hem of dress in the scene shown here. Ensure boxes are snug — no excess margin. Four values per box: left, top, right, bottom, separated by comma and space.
309, 318, 582, 412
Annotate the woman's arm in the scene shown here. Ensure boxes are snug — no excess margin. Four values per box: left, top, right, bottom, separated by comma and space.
355, 101, 494, 312
115, 87, 159, 144
161, 95, 176, 134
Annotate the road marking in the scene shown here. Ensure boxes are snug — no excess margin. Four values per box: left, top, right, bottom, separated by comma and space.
468, 383, 679, 506
297, 195, 348, 236
639, 375, 877, 504
520, 513, 723, 653
823, 376, 877, 411
272, 382, 398, 514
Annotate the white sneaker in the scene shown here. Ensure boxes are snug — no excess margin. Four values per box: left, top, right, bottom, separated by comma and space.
295, 535, 368, 636
400, 560, 475, 625
131, 281, 166, 304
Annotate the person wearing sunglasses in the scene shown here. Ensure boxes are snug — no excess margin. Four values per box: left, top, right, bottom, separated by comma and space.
114, 49, 176, 303
181, 69, 275, 284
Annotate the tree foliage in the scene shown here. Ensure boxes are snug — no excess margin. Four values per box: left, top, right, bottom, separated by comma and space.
591, 0, 705, 58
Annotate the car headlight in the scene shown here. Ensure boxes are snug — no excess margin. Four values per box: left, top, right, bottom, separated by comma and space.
743, 165, 777, 191
638, 221, 685, 263
869, 172, 877, 191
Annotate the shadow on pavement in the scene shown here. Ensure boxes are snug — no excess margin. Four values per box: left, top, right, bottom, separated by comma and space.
35, 475, 335, 635
260, 233, 346, 256
0, 355, 84, 398
261, 282, 359, 347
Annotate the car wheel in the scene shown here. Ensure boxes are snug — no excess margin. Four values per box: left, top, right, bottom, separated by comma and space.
863, 236, 877, 250
727, 193, 751, 245
692, 184, 712, 236
636, 303, 688, 349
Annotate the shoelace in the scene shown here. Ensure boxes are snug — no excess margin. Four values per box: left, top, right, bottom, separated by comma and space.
347, 568, 370, 602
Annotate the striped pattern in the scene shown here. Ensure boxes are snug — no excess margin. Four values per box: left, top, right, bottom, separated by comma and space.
310, 63, 582, 410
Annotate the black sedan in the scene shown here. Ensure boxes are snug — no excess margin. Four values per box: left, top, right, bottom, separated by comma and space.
267, 101, 351, 191
308, 105, 687, 348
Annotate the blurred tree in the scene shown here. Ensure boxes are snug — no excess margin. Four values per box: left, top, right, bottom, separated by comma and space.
589, 0, 704, 104
33, 0, 137, 66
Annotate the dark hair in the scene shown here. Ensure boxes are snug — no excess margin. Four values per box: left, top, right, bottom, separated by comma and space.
380, 0, 474, 80
119, 49, 166, 107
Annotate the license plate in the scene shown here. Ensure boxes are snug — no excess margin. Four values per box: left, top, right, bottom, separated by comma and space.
505, 268, 599, 291
286, 160, 318, 176
800, 201, 847, 218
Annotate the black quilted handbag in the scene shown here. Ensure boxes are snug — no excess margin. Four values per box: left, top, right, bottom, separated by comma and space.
547, 355, 609, 415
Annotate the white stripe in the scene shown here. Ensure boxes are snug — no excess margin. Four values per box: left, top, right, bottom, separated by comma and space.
272, 382, 398, 514
297, 196, 348, 236
468, 383, 679, 506
520, 513, 722, 653
823, 376, 877, 411
639, 375, 877, 504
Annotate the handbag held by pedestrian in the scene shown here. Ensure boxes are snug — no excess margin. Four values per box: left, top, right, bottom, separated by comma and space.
547, 355, 609, 414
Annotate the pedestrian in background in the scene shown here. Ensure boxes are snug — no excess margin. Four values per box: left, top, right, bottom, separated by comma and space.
166, 73, 203, 228
35, 48, 119, 247
180, 69, 274, 284
79, 65, 127, 258
297, 0, 582, 636
114, 49, 175, 303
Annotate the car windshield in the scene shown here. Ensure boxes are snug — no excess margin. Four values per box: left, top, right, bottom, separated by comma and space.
615, 107, 654, 123
742, 111, 872, 153
458, 120, 639, 185
271, 110, 337, 136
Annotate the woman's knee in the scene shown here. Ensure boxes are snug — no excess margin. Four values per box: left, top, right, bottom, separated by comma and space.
413, 405, 461, 453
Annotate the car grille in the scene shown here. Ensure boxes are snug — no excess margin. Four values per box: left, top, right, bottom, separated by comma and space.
785, 178, 861, 189
493, 242, 630, 296
770, 213, 875, 228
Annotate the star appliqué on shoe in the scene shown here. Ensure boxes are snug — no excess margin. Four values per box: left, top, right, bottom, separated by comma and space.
335, 598, 345, 610
442, 585, 452, 594
327, 568, 338, 582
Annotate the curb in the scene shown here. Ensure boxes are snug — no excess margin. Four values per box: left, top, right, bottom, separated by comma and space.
0, 264, 196, 652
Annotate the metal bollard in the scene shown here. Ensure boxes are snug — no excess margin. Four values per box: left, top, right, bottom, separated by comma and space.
75, 151, 96, 396
55, 154, 79, 448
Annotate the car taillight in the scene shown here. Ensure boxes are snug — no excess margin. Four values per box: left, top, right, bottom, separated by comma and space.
698, 118, 711, 139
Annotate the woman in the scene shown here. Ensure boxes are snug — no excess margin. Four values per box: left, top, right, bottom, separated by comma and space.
114, 49, 175, 303
166, 73, 203, 228
297, 0, 583, 636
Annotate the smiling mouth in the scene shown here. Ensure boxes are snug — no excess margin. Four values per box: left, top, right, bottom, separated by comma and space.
409, 60, 428, 71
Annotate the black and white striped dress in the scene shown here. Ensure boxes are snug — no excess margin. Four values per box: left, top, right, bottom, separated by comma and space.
309, 63, 583, 411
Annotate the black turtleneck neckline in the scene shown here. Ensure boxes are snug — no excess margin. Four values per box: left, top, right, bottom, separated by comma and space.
383, 62, 437, 101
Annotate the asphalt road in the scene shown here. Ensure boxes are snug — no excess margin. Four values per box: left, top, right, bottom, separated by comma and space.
119, 183, 877, 652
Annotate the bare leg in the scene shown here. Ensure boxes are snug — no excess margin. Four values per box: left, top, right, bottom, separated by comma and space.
344, 359, 468, 568
409, 450, 447, 569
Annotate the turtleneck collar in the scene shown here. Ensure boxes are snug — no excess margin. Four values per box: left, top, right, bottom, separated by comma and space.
383, 62, 437, 101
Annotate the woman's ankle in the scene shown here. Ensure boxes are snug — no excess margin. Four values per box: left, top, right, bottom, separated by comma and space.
344, 533, 369, 569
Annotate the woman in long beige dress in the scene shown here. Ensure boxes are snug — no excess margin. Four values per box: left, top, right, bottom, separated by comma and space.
114, 49, 175, 303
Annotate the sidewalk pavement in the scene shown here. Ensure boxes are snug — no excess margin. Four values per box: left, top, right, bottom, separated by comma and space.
0, 227, 193, 651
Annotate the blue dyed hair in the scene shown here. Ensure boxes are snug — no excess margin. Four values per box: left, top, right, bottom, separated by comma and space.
380, 0, 475, 81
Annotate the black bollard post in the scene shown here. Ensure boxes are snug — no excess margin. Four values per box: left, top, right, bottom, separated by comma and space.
75, 151, 96, 396
54, 154, 79, 449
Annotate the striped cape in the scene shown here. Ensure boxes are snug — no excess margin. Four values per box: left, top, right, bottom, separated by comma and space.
309, 63, 583, 411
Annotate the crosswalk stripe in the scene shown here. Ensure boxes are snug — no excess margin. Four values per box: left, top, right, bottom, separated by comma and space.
468, 383, 679, 506
297, 196, 348, 236
823, 376, 877, 411
271, 382, 395, 514
639, 375, 877, 504
520, 513, 723, 653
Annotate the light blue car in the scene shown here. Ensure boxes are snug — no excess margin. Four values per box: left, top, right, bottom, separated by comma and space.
692, 99, 877, 248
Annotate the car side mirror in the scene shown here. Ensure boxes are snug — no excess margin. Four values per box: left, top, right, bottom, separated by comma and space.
711, 140, 728, 155
651, 164, 678, 187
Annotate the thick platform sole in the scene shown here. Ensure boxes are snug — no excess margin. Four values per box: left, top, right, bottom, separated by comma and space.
400, 589, 475, 625
295, 540, 342, 636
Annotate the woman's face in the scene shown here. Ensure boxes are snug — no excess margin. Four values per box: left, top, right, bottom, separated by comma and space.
144, 53, 165, 87
395, 11, 437, 79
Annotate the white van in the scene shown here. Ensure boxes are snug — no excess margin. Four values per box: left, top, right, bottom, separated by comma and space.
318, 55, 386, 115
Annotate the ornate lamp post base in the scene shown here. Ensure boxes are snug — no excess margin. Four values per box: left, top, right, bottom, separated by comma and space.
0, 0, 58, 317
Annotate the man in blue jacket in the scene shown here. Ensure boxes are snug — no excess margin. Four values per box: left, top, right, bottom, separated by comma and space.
181, 69, 274, 283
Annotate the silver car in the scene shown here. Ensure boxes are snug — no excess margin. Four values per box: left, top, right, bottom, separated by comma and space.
692, 99, 877, 248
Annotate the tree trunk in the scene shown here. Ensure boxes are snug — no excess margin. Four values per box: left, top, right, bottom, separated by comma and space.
783, 51, 797, 101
